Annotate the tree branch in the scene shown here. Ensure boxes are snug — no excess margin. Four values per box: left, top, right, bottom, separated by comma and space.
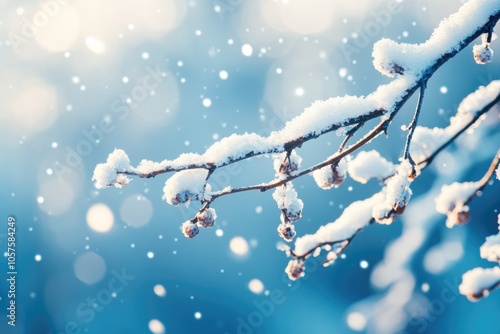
96, 7, 500, 182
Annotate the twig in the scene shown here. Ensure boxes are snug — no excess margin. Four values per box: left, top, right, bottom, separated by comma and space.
464, 148, 500, 205
339, 122, 365, 153
417, 89, 500, 167
290, 127, 499, 260
404, 81, 427, 166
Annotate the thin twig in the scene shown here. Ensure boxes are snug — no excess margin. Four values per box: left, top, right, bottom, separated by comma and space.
464, 148, 500, 205
418, 90, 500, 167
290, 136, 499, 260
339, 122, 365, 153
404, 81, 427, 166
207, 119, 390, 202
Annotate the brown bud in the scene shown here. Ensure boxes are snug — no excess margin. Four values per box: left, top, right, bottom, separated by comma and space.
285, 259, 305, 280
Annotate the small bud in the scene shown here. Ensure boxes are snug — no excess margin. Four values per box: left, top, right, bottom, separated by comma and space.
312, 159, 347, 190
196, 208, 217, 228
281, 205, 302, 223
446, 208, 471, 228
277, 223, 296, 242
115, 174, 131, 188
274, 150, 302, 176
473, 44, 494, 65
182, 221, 199, 238
393, 203, 406, 215
373, 205, 396, 225
285, 259, 305, 280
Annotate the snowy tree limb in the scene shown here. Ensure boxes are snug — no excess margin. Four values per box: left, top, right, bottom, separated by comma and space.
94, 1, 500, 184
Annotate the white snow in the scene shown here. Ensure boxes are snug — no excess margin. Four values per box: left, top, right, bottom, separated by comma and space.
473, 44, 494, 64
347, 150, 397, 184
273, 150, 302, 176
372, 160, 413, 224
411, 80, 500, 163
293, 192, 385, 256
459, 267, 500, 300
410, 80, 500, 162
435, 181, 478, 215
95, 3, 500, 190
312, 158, 347, 190
373, 0, 500, 77
163, 169, 209, 206
272, 183, 303, 222
480, 234, 500, 262
92, 149, 132, 188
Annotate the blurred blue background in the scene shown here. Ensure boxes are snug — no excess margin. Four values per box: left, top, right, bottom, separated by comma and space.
0, 0, 499, 333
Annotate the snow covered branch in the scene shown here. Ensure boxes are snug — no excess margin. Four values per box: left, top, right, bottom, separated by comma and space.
93, 0, 500, 293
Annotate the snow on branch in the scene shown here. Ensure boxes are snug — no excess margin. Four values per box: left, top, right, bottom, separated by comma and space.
459, 215, 500, 302
93, 0, 500, 290
459, 267, 500, 301
94, 0, 500, 185
436, 149, 500, 228
283, 84, 499, 269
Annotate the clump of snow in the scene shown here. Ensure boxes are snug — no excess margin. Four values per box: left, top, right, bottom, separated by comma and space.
496, 165, 500, 180
459, 267, 500, 301
473, 44, 494, 64
182, 221, 199, 238
435, 182, 480, 228
196, 208, 217, 228
312, 158, 347, 189
324, 251, 338, 267
293, 192, 385, 256
273, 183, 303, 223
445, 202, 471, 228
277, 223, 296, 242
373, 0, 500, 78
285, 259, 305, 280
92, 149, 132, 188
411, 80, 500, 163
481, 234, 500, 262
163, 169, 210, 206
347, 150, 396, 184
473, 32, 497, 64
273, 150, 302, 176
372, 160, 413, 224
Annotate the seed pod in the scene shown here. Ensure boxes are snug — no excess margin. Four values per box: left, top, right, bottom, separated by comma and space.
446, 209, 471, 228
473, 44, 494, 64
281, 205, 303, 224
277, 223, 296, 242
274, 150, 302, 176
182, 221, 199, 238
285, 259, 305, 280
196, 208, 217, 228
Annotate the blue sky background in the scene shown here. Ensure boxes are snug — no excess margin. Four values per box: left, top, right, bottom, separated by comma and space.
0, 0, 499, 333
